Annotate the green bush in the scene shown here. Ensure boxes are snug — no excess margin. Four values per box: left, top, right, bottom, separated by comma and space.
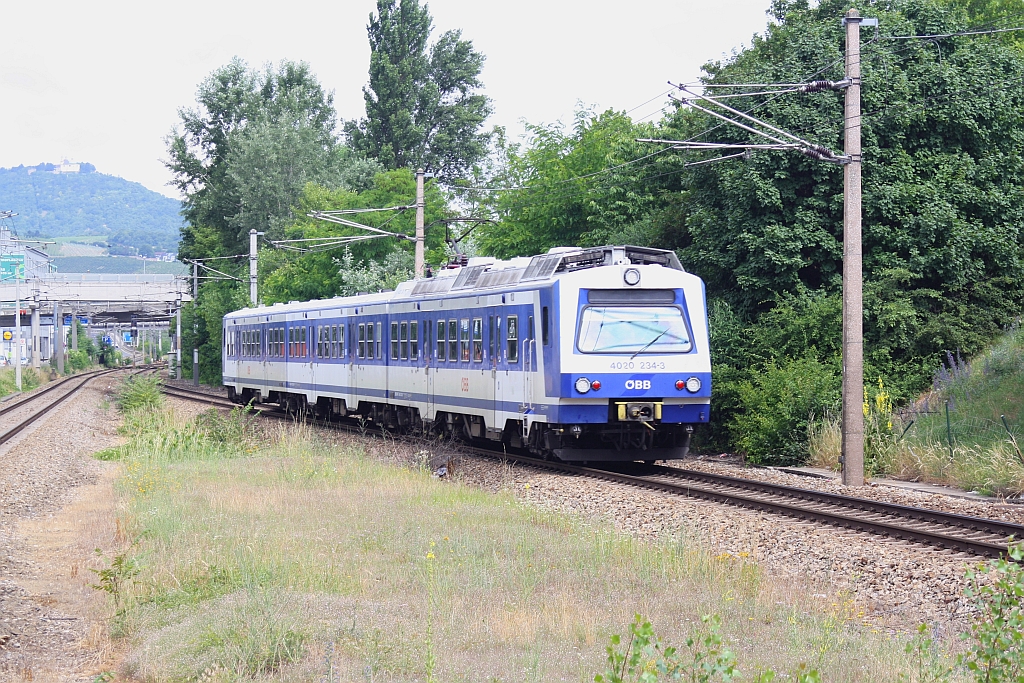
68, 349, 91, 371
117, 375, 164, 413
961, 542, 1024, 681
730, 357, 839, 466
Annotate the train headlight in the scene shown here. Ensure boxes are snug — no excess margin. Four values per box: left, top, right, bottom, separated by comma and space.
685, 376, 702, 393
574, 377, 592, 394
623, 268, 641, 286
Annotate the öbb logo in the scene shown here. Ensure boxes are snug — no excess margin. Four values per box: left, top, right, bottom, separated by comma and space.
624, 379, 652, 390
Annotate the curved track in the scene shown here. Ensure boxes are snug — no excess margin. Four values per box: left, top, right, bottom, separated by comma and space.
0, 367, 126, 446
161, 383, 1024, 560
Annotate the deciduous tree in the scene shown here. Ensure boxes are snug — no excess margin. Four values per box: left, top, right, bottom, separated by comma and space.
345, 0, 493, 180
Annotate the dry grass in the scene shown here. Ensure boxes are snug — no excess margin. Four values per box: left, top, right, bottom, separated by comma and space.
809, 412, 1024, 496
103, 407, 938, 681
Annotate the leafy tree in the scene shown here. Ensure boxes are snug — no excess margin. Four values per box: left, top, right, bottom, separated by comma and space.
259, 169, 449, 304
345, 0, 493, 179
647, 1, 1022, 358
167, 58, 342, 257
476, 109, 671, 258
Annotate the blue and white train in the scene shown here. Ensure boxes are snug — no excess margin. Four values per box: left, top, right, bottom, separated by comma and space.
222, 245, 710, 462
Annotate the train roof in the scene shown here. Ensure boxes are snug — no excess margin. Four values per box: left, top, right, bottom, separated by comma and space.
225, 245, 684, 320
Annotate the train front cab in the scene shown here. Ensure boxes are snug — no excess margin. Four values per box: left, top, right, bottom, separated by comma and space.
524, 264, 710, 462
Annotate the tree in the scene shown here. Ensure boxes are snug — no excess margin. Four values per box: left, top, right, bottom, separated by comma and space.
475, 108, 673, 258
166, 59, 342, 257
259, 169, 449, 304
345, 0, 493, 180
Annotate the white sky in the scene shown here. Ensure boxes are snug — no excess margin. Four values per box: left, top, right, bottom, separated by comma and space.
0, 0, 771, 199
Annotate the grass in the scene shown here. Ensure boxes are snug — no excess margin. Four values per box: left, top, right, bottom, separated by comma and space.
0, 366, 44, 398
99, 405, 948, 681
810, 327, 1024, 496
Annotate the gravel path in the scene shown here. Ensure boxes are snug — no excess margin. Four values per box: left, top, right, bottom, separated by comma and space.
0, 372, 126, 682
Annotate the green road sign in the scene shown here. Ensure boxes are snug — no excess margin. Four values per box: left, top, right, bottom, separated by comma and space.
0, 255, 25, 281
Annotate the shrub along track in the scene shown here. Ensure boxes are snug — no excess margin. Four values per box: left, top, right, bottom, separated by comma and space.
161, 384, 1024, 561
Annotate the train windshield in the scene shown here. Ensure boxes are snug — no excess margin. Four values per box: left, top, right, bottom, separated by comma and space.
577, 306, 691, 354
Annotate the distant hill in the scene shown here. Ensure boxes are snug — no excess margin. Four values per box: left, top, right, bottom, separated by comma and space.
0, 163, 184, 257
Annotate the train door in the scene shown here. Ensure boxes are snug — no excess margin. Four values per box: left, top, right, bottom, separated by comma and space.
425, 317, 435, 425
498, 310, 526, 436
485, 307, 499, 436
259, 321, 268, 398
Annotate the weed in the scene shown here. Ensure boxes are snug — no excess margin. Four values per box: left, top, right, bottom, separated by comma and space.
898, 624, 954, 683
116, 375, 163, 413
960, 542, 1024, 681
90, 549, 140, 612
596, 613, 742, 682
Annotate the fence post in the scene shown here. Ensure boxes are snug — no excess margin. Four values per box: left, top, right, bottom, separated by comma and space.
945, 400, 954, 460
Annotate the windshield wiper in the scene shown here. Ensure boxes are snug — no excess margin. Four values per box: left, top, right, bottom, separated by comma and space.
630, 328, 669, 360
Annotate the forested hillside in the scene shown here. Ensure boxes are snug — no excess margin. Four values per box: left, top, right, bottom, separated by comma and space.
0, 164, 183, 256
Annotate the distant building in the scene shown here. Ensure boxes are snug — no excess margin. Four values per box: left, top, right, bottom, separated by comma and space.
0, 226, 54, 278
53, 159, 80, 174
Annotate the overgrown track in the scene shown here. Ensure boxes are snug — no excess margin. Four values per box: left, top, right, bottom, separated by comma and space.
0, 366, 128, 446
162, 383, 1024, 560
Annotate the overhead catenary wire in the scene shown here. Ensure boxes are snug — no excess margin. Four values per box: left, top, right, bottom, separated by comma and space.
455, 24, 1024, 203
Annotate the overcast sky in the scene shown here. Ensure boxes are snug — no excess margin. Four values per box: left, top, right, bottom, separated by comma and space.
1, 0, 771, 199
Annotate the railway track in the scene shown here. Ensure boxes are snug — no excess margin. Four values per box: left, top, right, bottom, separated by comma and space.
0, 366, 129, 446
160, 383, 1024, 560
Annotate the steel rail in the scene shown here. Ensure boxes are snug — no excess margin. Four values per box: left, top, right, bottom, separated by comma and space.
640, 464, 1024, 539
473, 453, 1020, 559
0, 368, 121, 446
159, 384, 1023, 559
0, 368, 111, 418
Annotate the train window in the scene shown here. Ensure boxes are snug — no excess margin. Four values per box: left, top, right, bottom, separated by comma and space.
507, 315, 519, 363
577, 306, 691, 354
472, 318, 483, 362
340, 324, 345, 357
391, 322, 399, 360
529, 316, 534, 342
448, 320, 458, 361
542, 307, 550, 346
375, 322, 382, 359
410, 321, 419, 360
400, 321, 408, 360
257, 331, 262, 357
460, 319, 470, 362
302, 327, 308, 357
277, 328, 283, 357
288, 327, 293, 357
358, 324, 366, 359
328, 325, 334, 358
437, 321, 446, 361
